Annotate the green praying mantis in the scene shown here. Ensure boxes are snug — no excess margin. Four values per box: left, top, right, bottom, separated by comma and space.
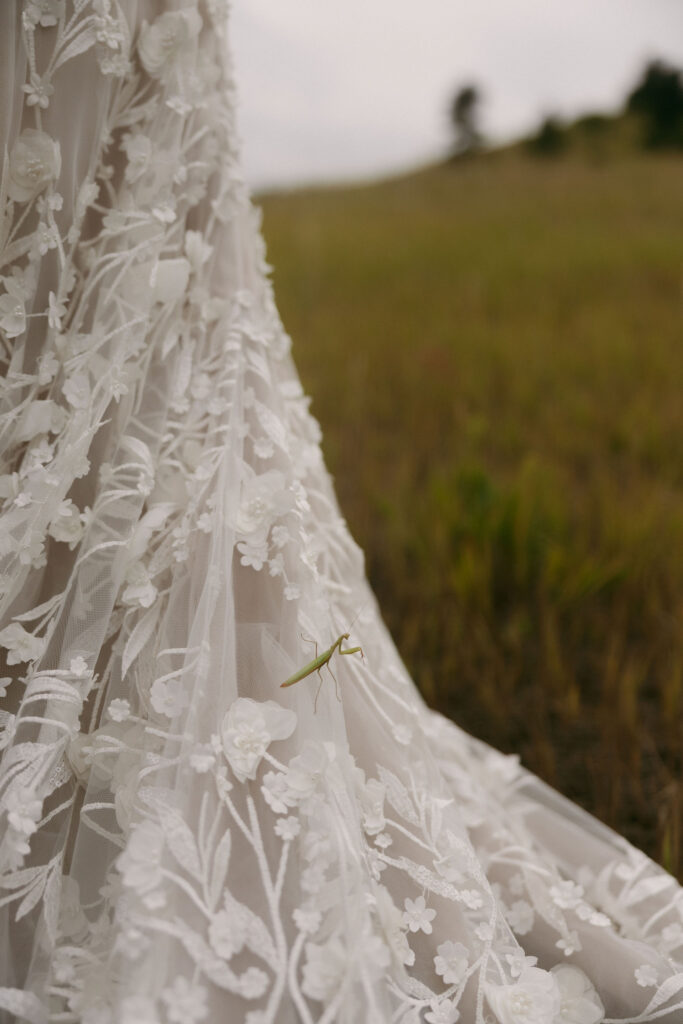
280, 632, 364, 711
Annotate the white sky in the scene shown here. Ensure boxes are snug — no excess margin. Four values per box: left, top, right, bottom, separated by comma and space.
230, 1, 683, 191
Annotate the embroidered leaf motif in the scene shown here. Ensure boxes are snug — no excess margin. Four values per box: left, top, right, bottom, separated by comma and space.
42, 862, 61, 944
12, 593, 64, 624
15, 865, 51, 922
122, 600, 161, 677
224, 892, 277, 965
173, 923, 270, 998
396, 856, 462, 901
254, 397, 287, 452
378, 766, 420, 825
643, 974, 683, 1012
54, 27, 98, 71
138, 788, 202, 880
160, 808, 203, 881
209, 828, 232, 911
120, 436, 155, 478
245, 347, 271, 384
624, 875, 675, 906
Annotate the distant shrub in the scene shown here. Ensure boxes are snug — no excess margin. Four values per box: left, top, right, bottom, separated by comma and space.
526, 116, 568, 157
573, 113, 617, 161
575, 113, 611, 135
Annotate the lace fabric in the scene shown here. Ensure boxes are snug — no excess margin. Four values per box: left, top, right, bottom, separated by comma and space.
0, 3, 682, 1023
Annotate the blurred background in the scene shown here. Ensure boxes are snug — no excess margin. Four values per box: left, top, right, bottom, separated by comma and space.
232, 3, 683, 877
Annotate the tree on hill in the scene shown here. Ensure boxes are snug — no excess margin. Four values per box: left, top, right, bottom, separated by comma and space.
450, 84, 483, 156
626, 60, 683, 149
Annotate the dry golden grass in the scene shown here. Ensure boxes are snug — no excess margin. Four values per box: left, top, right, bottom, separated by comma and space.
259, 153, 683, 875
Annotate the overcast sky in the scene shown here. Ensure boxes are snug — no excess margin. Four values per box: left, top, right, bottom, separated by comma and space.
230, 1, 683, 191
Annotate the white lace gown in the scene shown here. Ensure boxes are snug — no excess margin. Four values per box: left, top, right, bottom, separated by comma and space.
1, 4, 682, 1023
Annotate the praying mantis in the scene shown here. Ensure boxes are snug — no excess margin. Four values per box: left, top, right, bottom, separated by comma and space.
280, 632, 364, 711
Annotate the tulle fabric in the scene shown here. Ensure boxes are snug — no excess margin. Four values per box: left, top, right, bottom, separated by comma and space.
1, 4, 683, 1023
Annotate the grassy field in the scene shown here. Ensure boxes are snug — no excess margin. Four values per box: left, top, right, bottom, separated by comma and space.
258, 153, 683, 876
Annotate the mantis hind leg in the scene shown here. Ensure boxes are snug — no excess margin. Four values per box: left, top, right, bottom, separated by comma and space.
313, 667, 325, 714
326, 661, 342, 702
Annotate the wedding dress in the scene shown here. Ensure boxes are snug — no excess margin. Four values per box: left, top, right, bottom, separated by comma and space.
1, 4, 683, 1023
